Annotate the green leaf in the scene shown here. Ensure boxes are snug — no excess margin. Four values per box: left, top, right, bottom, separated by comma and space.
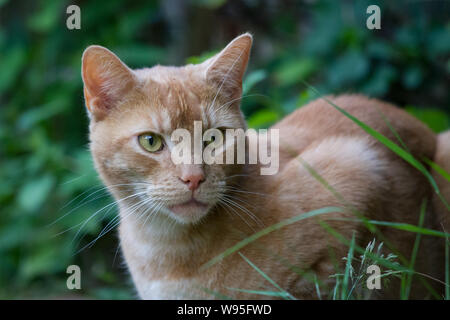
18, 175, 55, 212
186, 50, 218, 64
402, 67, 423, 89
192, 0, 227, 9
114, 45, 166, 67
247, 110, 279, 129
27, 1, 64, 33
328, 50, 369, 87
361, 65, 396, 96
17, 98, 68, 131
275, 58, 318, 86
243, 70, 267, 95
406, 106, 450, 133
0, 46, 26, 94
20, 242, 70, 280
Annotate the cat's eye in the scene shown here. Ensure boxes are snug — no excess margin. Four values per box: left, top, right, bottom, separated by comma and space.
138, 133, 164, 152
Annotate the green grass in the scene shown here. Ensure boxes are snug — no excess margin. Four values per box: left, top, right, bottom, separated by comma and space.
400, 199, 426, 299
202, 85, 450, 300
446, 234, 449, 300
303, 82, 449, 210
226, 253, 295, 300
200, 206, 345, 270
341, 232, 355, 299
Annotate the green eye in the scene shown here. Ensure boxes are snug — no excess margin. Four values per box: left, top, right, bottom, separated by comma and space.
138, 133, 163, 152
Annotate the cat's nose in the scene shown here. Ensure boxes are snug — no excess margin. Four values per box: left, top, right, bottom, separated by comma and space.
180, 172, 205, 191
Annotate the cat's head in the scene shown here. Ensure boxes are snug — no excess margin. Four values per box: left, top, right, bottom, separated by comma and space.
82, 34, 252, 224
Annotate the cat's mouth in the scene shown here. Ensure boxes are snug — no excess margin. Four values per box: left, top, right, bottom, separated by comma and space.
168, 198, 210, 221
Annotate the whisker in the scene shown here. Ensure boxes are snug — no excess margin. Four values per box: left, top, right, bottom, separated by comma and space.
112, 242, 122, 267
223, 174, 253, 180
222, 192, 258, 210
60, 174, 89, 186
216, 202, 236, 221
221, 194, 265, 228
96, 196, 151, 240
59, 184, 104, 211
218, 197, 256, 232
74, 196, 151, 255
223, 186, 271, 198
70, 191, 147, 246
139, 201, 164, 231
51, 183, 151, 227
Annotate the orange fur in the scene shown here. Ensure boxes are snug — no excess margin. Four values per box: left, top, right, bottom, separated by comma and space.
81, 34, 448, 299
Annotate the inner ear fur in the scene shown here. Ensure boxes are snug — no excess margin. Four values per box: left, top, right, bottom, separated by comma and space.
204, 33, 253, 98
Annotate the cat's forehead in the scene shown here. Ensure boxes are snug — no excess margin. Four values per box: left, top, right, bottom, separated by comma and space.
132, 65, 242, 133
136, 66, 205, 131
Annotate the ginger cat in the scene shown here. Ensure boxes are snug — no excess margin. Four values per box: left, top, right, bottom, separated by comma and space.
81, 34, 450, 299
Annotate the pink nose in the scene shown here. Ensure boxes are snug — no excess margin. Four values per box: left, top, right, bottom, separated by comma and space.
180, 173, 205, 191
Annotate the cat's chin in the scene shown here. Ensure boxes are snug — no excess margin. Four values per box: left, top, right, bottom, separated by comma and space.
168, 199, 211, 224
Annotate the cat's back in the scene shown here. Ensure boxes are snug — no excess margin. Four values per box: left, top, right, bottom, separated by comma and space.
260, 95, 441, 298
272, 94, 436, 164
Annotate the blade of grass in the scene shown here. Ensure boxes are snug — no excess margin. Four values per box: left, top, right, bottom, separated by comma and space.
313, 274, 322, 300
401, 199, 427, 299
225, 288, 292, 298
258, 247, 325, 290
297, 156, 377, 233
317, 220, 409, 273
297, 156, 414, 267
297, 112, 447, 298
376, 107, 410, 152
303, 82, 449, 211
200, 206, 344, 270
333, 277, 340, 300
342, 232, 355, 300
318, 219, 445, 298
300, 84, 449, 297
324, 217, 450, 238
424, 158, 450, 183
237, 252, 295, 300
373, 108, 450, 213
367, 102, 450, 213
446, 231, 449, 300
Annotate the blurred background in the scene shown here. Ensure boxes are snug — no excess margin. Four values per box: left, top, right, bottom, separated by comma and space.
0, 0, 449, 299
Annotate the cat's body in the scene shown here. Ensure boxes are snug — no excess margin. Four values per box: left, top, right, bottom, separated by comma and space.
81, 34, 450, 299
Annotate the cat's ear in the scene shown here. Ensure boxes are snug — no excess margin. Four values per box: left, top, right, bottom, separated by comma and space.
82, 45, 136, 120
204, 33, 253, 98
